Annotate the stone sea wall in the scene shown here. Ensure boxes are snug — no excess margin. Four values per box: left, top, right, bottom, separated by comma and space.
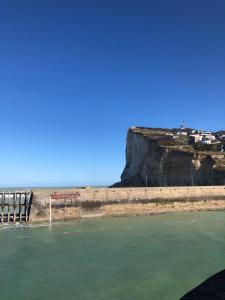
30, 186, 225, 222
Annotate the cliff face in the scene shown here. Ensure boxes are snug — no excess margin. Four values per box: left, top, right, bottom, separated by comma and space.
113, 128, 225, 187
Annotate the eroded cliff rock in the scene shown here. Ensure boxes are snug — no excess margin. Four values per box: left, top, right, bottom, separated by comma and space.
113, 127, 225, 187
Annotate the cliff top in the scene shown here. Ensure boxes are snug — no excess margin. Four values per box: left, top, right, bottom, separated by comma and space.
129, 126, 225, 156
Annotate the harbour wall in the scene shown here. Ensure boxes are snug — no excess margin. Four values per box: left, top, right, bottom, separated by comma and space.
30, 186, 225, 222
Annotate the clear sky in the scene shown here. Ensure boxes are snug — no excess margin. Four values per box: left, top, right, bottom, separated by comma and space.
1, 0, 225, 187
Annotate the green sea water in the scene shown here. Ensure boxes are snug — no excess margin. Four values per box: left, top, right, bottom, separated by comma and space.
1, 212, 225, 300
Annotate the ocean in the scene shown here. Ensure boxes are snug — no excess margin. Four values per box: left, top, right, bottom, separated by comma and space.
0, 212, 225, 300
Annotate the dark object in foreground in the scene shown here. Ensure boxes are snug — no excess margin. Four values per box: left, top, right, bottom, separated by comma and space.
180, 269, 225, 299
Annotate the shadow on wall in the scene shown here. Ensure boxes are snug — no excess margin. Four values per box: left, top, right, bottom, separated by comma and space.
180, 269, 225, 299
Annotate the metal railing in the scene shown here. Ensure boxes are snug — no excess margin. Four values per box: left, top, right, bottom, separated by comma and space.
0, 190, 33, 223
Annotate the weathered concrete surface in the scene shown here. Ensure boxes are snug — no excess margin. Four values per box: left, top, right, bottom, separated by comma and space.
113, 128, 225, 187
30, 186, 225, 222
180, 269, 225, 299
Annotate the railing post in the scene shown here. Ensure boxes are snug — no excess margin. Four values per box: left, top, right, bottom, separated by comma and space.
7, 192, 10, 223
25, 192, 28, 222
19, 193, 22, 223
0, 193, 3, 224
13, 193, 16, 223
2, 193, 4, 223
49, 196, 52, 224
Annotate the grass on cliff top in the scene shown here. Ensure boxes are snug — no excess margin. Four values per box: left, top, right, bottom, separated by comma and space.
130, 127, 170, 137
130, 127, 225, 157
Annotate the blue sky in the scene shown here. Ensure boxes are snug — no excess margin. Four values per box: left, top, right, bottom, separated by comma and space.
1, 0, 225, 187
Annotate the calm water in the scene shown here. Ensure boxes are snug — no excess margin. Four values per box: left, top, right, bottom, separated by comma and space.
1, 212, 225, 300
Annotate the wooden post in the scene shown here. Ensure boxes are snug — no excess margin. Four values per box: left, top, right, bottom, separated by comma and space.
7, 192, 10, 223
49, 196, 52, 224
0, 193, 2, 224
2, 193, 4, 223
13, 193, 16, 223
19, 193, 22, 223
25, 193, 28, 222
